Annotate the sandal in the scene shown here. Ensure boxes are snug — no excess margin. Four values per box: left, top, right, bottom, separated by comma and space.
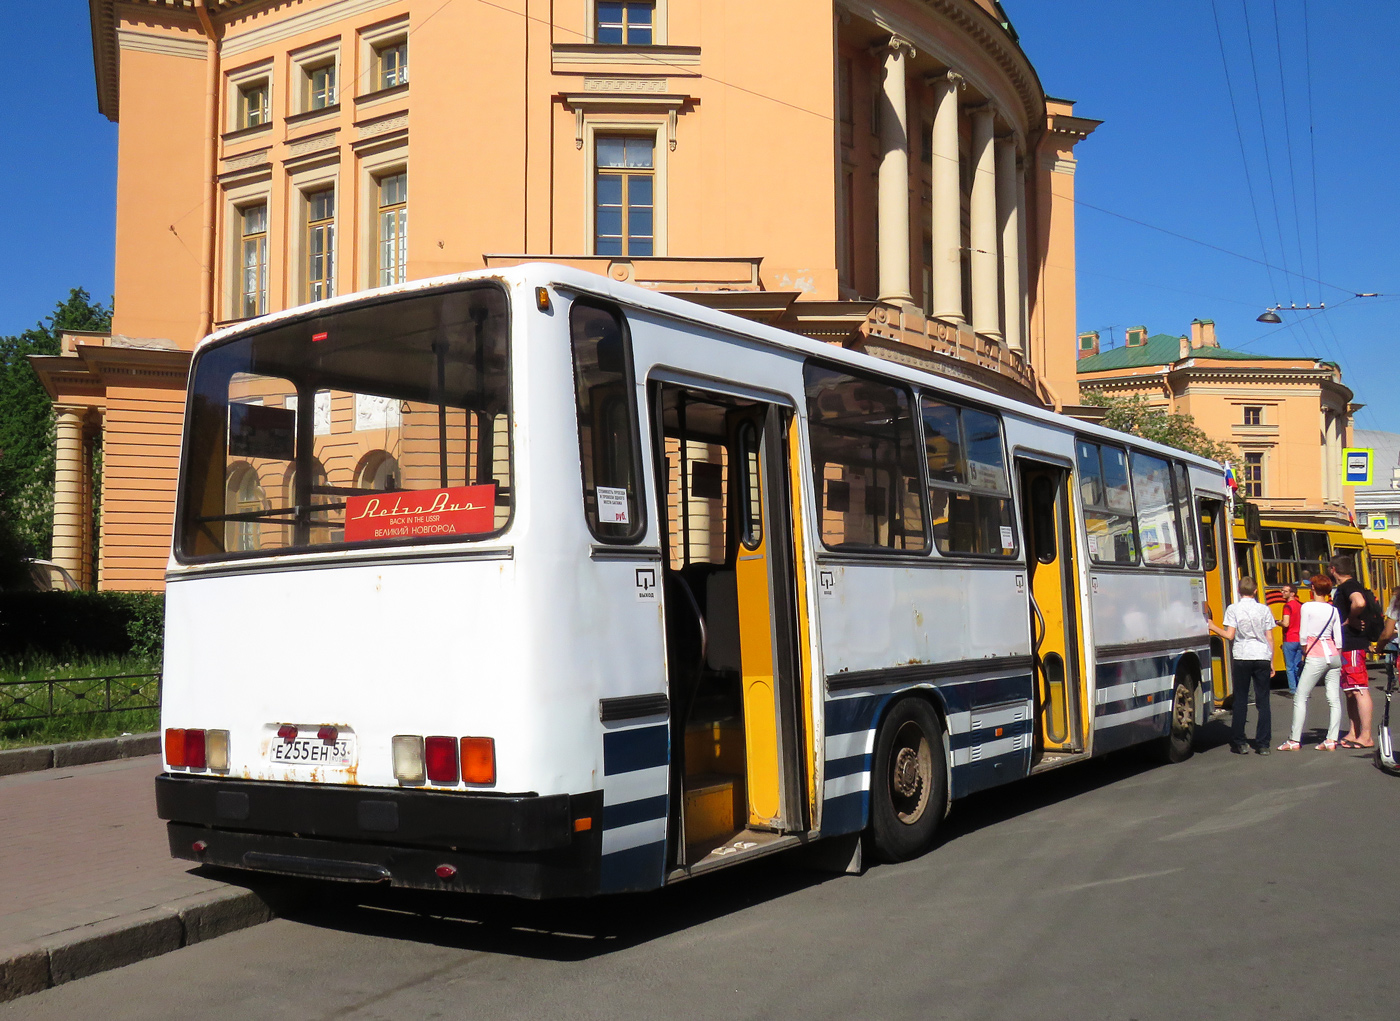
1342, 739, 1376, 749
1278, 740, 1301, 751
1317, 740, 1339, 750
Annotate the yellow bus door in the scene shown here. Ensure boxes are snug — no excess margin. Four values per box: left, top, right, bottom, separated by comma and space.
1018, 461, 1084, 760
1200, 498, 1232, 708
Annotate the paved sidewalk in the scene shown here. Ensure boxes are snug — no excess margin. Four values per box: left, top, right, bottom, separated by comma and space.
0, 756, 222, 950
0, 755, 297, 1001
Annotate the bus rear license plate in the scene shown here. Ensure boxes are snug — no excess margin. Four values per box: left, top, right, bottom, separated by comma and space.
269, 736, 355, 766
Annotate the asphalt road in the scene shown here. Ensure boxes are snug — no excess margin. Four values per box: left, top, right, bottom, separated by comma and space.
7, 690, 1399, 1021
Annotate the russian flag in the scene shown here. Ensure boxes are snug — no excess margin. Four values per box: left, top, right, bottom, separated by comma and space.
1224, 462, 1238, 490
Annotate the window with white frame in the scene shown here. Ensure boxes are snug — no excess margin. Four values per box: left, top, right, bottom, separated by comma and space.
239, 203, 268, 318
375, 171, 407, 286
298, 55, 337, 112
595, 136, 654, 256
596, 2, 654, 44
305, 188, 336, 301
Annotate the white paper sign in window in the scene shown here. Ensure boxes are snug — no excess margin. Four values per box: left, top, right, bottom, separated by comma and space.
596, 486, 630, 524
354, 392, 402, 431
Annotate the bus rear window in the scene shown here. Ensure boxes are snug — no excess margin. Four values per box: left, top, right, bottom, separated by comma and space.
178, 284, 511, 560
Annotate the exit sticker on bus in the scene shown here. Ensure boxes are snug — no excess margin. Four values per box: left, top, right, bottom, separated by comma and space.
344, 484, 496, 543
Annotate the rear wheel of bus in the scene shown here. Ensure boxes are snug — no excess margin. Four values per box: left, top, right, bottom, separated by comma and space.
1156, 667, 1197, 764
870, 698, 947, 862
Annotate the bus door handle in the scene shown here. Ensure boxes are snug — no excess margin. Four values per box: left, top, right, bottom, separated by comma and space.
673, 575, 708, 667
1029, 593, 1047, 655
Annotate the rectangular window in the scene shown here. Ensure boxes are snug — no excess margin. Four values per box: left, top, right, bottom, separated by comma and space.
238, 80, 269, 128
1243, 451, 1263, 498
920, 398, 1015, 556
570, 301, 644, 542
595, 136, 654, 257
838, 58, 854, 126
1243, 406, 1262, 426
804, 364, 926, 553
375, 172, 407, 287
304, 61, 337, 110
1129, 452, 1182, 568
596, 1, 654, 44
177, 284, 511, 560
1296, 530, 1331, 582
305, 188, 336, 302
239, 204, 268, 318
1172, 461, 1199, 569
1261, 527, 1297, 586
1076, 439, 1137, 565
374, 38, 408, 90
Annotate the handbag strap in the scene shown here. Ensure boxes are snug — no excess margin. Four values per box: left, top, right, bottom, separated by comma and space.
1303, 606, 1341, 659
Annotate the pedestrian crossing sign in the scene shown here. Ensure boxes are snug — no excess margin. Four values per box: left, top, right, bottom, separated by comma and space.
1371, 515, 1388, 531
1343, 448, 1373, 486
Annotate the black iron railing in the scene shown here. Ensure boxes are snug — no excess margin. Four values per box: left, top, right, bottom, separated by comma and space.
0, 672, 161, 723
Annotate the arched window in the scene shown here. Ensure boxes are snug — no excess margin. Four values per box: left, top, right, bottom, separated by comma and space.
225, 463, 265, 551
355, 450, 402, 492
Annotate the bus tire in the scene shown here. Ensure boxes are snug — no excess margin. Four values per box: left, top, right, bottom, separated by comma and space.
870, 697, 947, 862
1157, 669, 1197, 764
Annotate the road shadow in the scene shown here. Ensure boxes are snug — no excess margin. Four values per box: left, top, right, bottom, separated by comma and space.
203, 852, 840, 963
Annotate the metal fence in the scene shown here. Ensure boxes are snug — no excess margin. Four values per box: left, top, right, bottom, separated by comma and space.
0, 672, 161, 723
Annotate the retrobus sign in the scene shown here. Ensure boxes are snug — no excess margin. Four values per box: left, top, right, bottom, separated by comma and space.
1343, 448, 1374, 487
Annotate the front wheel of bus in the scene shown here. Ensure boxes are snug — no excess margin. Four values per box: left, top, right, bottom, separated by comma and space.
1159, 670, 1197, 764
870, 698, 947, 862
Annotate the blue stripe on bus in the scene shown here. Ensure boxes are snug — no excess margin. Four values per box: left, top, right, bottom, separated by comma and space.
821, 790, 867, 836
1095, 654, 1178, 685
1093, 712, 1171, 754
825, 753, 870, 780
600, 841, 667, 893
936, 674, 1035, 715
603, 724, 669, 775
1095, 692, 1169, 718
826, 693, 891, 737
952, 748, 1029, 799
602, 794, 669, 830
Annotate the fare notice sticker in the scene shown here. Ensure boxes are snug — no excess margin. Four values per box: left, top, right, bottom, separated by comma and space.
344, 484, 496, 543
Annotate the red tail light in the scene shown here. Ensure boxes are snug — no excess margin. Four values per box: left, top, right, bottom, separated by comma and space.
165, 728, 187, 767
424, 736, 459, 784
277, 725, 298, 742
461, 737, 496, 785
317, 726, 338, 743
185, 729, 207, 769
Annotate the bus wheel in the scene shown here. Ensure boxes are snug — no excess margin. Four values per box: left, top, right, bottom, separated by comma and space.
1158, 670, 1197, 764
870, 698, 947, 862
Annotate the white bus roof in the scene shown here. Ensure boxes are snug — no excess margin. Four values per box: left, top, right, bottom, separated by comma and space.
196, 262, 1226, 478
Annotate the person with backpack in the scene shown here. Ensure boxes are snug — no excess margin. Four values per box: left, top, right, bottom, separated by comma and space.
1328, 554, 1378, 749
1278, 575, 1343, 750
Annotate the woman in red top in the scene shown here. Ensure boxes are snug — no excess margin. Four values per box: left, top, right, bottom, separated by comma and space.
1281, 583, 1303, 695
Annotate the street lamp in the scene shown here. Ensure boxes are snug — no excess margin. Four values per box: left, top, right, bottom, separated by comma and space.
1257, 302, 1324, 323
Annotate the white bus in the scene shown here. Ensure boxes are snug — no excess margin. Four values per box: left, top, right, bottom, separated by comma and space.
156, 264, 1231, 897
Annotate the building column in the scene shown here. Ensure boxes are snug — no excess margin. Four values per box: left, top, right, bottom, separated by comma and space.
929, 70, 963, 323
996, 134, 1022, 355
52, 405, 87, 581
969, 104, 1001, 342
1015, 154, 1030, 354
874, 35, 915, 305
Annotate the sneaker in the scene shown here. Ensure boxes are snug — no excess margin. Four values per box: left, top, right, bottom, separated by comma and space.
1255, 746, 1271, 756
1231, 743, 1250, 755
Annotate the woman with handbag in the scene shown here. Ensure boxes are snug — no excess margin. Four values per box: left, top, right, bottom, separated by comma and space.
1279, 574, 1344, 750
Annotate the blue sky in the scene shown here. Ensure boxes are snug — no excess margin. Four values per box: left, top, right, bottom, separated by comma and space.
2, 2, 1396, 430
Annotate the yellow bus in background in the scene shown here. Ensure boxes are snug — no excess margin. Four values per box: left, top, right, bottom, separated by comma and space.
1230, 515, 1397, 678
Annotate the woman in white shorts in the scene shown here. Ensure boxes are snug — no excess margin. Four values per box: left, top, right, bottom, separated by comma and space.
1279, 574, 1343, 750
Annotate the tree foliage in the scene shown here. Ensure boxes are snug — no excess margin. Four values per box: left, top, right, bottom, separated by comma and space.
0, 289, 112, 577
1081, 390, 1235, 464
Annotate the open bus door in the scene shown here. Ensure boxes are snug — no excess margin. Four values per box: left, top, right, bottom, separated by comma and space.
651, 384, 807, 875
1199, 498, 1233, 709
1018, 459, 1086, 767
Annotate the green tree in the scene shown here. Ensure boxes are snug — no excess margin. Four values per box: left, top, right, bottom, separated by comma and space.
0, 289, 113, 573
1081, 390, 1235, 464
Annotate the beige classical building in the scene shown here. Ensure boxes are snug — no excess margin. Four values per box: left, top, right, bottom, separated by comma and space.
36, 0, 1098, 590
1076, 318, 1358, 525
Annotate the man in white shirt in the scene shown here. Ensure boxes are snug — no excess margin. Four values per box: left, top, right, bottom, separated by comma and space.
1208, 576, 1278, 755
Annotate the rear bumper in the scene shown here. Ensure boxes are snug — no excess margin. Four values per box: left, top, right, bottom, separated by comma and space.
156, 774, 604, 898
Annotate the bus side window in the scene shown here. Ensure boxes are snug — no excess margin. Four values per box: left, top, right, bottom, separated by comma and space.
1198, 500, 1218, 572
803, 363, 926, 552
569, 301, 645, 542
919, 397, 1016, 557
1173, 462, 1199, 569
1129, 451, 1182, 568
1076, 439, 1138, 565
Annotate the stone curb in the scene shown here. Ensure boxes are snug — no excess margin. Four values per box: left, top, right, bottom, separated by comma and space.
0, 882, 304, 1003
0, 733, 160, 778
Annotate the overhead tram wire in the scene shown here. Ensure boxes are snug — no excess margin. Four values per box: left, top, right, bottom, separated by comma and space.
1270, 0, 1315, 312
1210, 0, 1286, 305
1239, 0, 1297, 307
1302, 0, 1326, 312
